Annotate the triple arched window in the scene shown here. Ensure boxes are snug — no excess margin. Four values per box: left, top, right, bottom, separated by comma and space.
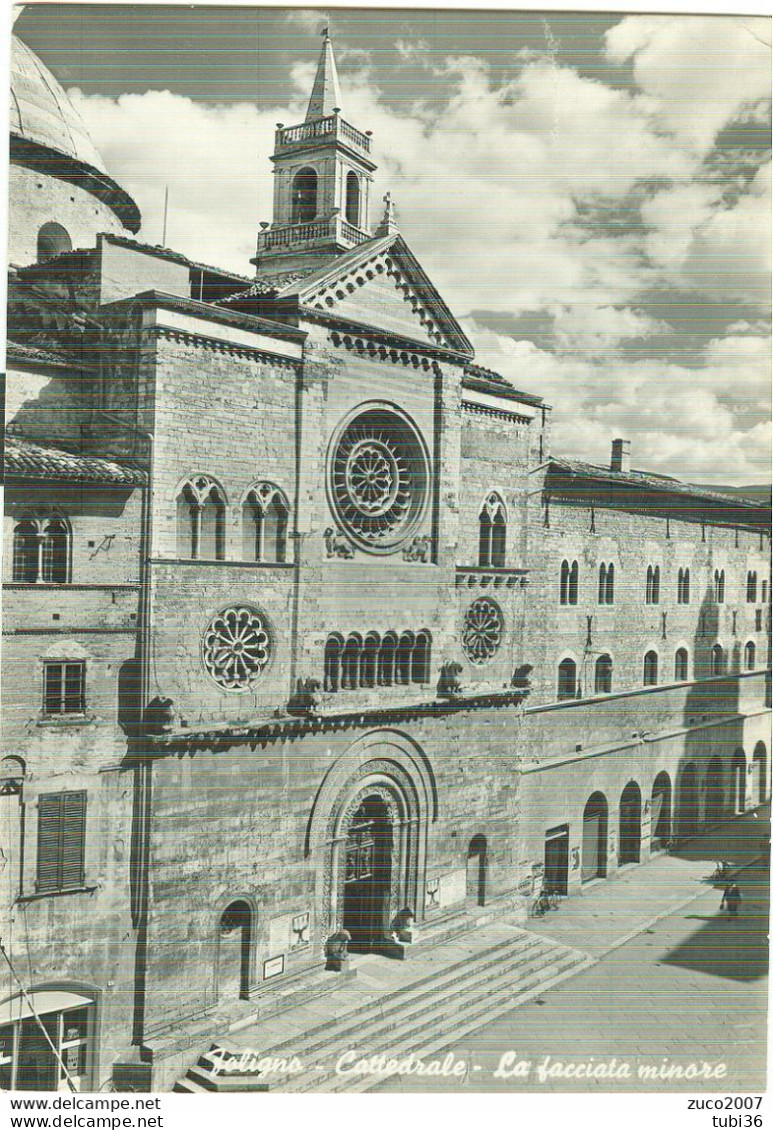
677, 567, 690, 604
242, 483, 289, 564
12, 514, 71, 584
713, 569, 725, 604
598, 563, 615, 605
324, 630, 432, 692
559, 560, 579, 605
646, 565, 660, 604
176, 476, 226, 560
478, 493, 507, 568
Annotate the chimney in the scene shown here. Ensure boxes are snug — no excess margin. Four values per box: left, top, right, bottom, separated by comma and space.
610, 438, 631, 473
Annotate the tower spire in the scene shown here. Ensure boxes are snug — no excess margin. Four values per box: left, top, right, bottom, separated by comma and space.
306, 27, 343, 121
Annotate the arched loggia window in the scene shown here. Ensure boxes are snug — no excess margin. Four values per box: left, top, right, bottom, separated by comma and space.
478, 493, 507, 567
292, 167, 318, 223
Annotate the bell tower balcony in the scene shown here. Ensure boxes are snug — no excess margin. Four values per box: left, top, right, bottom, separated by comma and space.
275, 114, 373, 159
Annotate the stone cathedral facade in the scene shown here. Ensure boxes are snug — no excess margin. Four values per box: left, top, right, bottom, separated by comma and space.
2, 31, 770, 1091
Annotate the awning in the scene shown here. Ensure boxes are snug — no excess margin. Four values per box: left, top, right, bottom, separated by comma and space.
0, 991, 92, 1026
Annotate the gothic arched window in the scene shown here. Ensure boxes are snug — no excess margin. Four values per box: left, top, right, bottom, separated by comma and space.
746, 571, 758, 603
557, 658, 577, 701
345, 171, 361, 226
478, 493, 507, 568
711, 644, 724, 676
12, 514, 71, 584
643, 650, 659, 686
646, 565, 660, 605
744, 640, 756, 671
242, 483, 289, 563
560, 559, 579, 605
714, 569, 725, 604
594, 654, 613, 694
599, 562, 614, 604
292, 167, 318, 223
176, 476, 226, 560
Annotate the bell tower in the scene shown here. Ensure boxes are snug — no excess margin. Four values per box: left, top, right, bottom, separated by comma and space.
253, 29, 377, 276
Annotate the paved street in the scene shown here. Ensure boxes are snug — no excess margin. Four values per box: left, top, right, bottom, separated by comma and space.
377, 809, 769, 1093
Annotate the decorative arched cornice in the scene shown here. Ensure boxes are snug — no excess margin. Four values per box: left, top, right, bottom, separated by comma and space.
305, 728, 438, 857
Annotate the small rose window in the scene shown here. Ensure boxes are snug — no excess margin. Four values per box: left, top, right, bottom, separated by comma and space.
202, 605, 272, 691
462, 597, 504, 665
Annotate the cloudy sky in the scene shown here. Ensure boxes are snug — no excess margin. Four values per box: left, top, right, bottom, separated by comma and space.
14, 4, 772, 485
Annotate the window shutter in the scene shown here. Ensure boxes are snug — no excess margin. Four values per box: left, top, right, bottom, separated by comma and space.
37, 791, 86, 892
37, 794, 63, 891
61, 792, 86, 889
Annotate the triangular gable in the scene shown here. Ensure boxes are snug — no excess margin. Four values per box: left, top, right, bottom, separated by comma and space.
277, 234, 474, 356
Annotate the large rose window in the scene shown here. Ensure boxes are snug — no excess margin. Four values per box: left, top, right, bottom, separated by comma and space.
202, 605, 272, 691
328, 405, 429, 553
462, 597, 504, 665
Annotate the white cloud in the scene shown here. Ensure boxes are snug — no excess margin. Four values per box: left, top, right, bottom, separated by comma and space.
605, 15, 771, 156
284, 10, 329, 35
463, 317, 771, 484
395, 39, 430, 66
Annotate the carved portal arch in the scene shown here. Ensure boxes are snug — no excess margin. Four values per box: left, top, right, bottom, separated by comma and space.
306, 729, 437, 936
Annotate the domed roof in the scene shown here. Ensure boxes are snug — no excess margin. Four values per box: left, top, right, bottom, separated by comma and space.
10, 34, 106, 173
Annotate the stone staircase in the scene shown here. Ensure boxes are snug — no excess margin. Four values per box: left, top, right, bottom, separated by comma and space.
174, 924, 594, 1093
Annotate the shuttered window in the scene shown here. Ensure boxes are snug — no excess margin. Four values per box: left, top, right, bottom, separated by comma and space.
37, 792, 87, 892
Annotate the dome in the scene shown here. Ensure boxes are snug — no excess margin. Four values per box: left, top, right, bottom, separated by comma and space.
10, 35, 106, 174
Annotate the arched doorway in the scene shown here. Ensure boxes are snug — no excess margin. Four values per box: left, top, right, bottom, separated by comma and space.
705, 757, 724, 823
752, 742, 767, 806
216, 900, 252, 1000
731, 750, 747, 814
651, 772, 672, 849
678, 763, 699, 838
307, 731, 437, 947
342, 795, 393, 951
619, 781, 641, 865
582, 792, 608, 882
467, 834, 488, 906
